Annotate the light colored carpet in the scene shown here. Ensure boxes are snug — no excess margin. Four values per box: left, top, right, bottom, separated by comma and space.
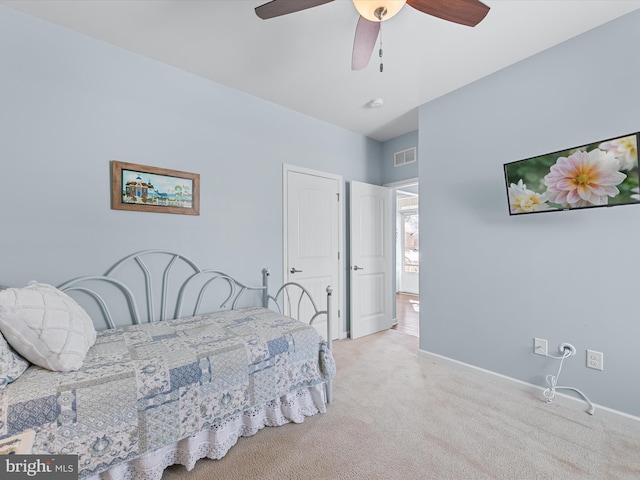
162, 329, 640, 479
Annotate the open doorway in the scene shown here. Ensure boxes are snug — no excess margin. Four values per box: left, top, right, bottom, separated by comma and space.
386, 179, 419, 337
398, 195, 419, 294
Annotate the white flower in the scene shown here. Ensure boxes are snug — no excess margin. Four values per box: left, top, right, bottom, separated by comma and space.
599, 135, 638, 171
631, 187, 640, 201
508, 179, 551, 213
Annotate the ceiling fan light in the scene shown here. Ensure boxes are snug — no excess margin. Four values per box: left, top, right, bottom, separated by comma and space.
352, 0, 406, 22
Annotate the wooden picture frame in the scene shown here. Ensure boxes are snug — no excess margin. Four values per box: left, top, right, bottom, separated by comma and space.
111, 161, 200, 215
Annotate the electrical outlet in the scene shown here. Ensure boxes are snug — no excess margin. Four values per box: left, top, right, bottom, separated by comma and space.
559, 343, 576, 356
587, 350, 603, 371
534, 337, 547, 356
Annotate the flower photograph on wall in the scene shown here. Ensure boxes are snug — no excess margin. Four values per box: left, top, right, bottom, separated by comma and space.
504, 132, 640, 215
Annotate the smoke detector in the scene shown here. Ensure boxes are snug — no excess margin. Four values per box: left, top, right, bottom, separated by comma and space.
369, 98, 384, 108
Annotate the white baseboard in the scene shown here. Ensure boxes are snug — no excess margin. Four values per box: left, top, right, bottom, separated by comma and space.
418, 349, 640, 427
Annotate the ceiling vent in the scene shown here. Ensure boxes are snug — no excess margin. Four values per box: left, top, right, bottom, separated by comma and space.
394, 147, 416, 167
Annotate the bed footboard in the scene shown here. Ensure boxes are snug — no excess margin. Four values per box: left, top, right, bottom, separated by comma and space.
262, 268, 333, 403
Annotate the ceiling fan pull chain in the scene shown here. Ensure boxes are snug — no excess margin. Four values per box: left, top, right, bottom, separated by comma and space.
379, 24, 383, 73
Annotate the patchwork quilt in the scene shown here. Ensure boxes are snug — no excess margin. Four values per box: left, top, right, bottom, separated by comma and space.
0, 307, 335, 478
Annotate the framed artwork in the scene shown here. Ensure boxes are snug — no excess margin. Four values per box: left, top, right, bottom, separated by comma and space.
111, 161, 200, 215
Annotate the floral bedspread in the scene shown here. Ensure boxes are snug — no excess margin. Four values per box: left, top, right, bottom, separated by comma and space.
0, 307, 335, 478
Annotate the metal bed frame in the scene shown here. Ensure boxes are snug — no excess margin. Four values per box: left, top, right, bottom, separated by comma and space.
57, 249, 333, 402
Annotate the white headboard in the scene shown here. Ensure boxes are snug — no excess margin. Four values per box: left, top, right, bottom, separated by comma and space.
58, 250, 267, 329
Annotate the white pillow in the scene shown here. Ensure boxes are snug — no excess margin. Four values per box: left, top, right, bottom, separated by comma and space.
0, 282, 96, 372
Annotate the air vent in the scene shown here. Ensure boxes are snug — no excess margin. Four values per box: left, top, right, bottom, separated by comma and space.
394, 147, 416, 167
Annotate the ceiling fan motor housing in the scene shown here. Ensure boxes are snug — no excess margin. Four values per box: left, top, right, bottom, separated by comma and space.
352, 0, 407, 22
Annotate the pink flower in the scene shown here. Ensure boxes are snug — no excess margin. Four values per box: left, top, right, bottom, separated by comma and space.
599, 135, 638, 171
543, 149, 626, 208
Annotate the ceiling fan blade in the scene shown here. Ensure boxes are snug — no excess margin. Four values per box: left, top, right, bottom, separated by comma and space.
352, 16, 380, 70
407, 0, 490, 27
255, 0, 334, 20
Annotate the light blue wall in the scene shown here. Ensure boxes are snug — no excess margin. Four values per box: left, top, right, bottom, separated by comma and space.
419, 10, 640, 417
0, 6, 382, 336
381, 130, 419, 184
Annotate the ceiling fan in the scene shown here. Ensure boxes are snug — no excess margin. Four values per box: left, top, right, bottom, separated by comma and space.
254, 0, 490, 70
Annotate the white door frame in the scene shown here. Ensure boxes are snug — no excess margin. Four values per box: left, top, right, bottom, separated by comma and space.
283, 164, 345, 339
384, 177, 419, 324
384, 177, 419, 190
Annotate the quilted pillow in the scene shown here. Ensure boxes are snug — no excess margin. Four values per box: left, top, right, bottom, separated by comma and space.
0, 282, 96, 372
0, 331, 29, 388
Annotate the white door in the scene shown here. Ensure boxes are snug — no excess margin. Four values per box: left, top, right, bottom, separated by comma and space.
350, 181, 393, 339
284, 166, 342, 340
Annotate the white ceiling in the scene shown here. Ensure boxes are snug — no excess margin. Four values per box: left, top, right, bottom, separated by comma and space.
4, 0, 640, 142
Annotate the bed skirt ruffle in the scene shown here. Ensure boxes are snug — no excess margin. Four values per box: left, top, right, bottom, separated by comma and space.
85, 384, 328, 480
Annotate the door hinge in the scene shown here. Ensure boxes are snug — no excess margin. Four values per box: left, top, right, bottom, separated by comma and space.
336, 192, 340, 202
338, 251, 340, 260
338, 309, 341, 318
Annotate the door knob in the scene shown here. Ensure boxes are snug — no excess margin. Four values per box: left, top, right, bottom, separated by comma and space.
352, 265, 364, 271
290, 267, 303, 274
